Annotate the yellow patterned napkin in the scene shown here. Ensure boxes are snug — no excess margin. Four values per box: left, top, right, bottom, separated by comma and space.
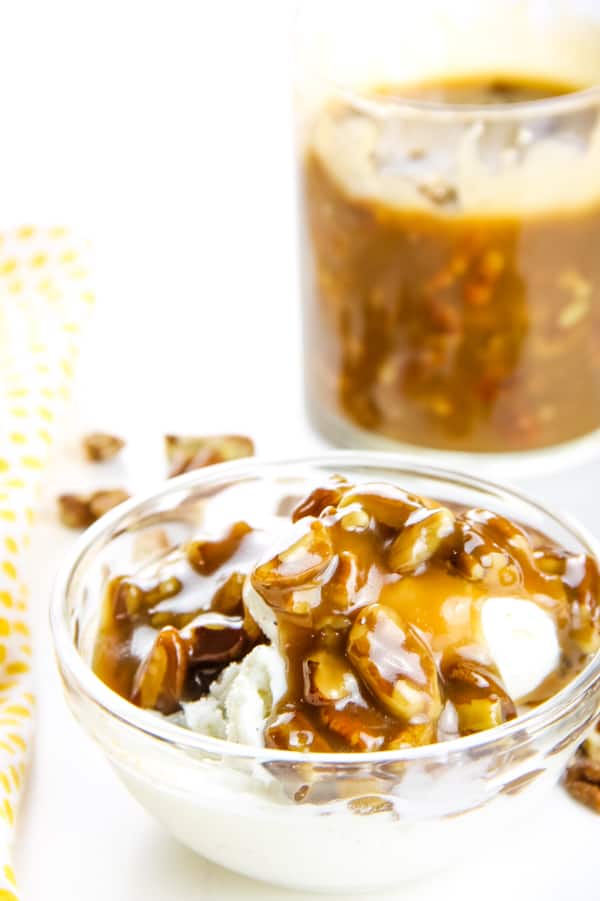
0, 227, 93, 900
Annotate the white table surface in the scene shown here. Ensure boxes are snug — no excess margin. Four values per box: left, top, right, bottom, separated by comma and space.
2, 2, 599, 897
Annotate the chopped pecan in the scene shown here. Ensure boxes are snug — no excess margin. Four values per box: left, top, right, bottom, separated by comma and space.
266, 709, 332, 752
185, 613, 248, 665
347, 604, 441, 723
186, 521, 252, 576
58, 488, 130, 529
388, 507, 455, 573
88, 489, 130, 520
338, 483, 424, 529
443, 657, 516, 733
292, 480, 348, 522
211, 571, 245, 616
57, 494, 95, 529
131, 626, 188, 714
303, 650, 358, 706
320, 703, 389, 752
565, 755, 600, 813
82, 432, 125, 462
348, 796, 394, 816
251, 519, 334, 613
165, 434, 254, 477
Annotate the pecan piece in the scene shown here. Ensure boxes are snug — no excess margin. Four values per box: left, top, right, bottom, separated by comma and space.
186, 521, 252, 576
565, 755, 600, 813
291, 479, 348, 522
347, 604, 441, 723
251, 519, 334, 614
165, 434, 254, 477
338, 483, 425, 529
88, 489, 130, 520
443, 657, 516, 734
184, 613, 248, 665
303, 650, 358, 706
388, 507, 455, 573
320, 703, 390, 752
58, 488, 130, 529
57, 494, 95, 529
266, 709, 332, 752
82, 432, 125, 462
131, 625, 188, 714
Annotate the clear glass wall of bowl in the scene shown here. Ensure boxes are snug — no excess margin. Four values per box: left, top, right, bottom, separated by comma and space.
52, 457, 600, 892
295, 0, 600, 471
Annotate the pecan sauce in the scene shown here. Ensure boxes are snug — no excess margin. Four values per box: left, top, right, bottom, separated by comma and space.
93, 476, 599, 752
302, 77, 600, 451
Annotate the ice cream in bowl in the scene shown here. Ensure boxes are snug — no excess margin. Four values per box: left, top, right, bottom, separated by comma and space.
51, 453, 600, 893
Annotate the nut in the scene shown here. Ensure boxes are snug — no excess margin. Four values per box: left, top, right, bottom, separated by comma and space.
303, 649, 358, 706
266, 710, 332, 752
347, 796, 394, 816
292, 479, 348, 522
320, 703, 389, 752
88, 489, 130, 520
533, 547, 567, 577
320, 551, 360, 613
565, 754, 600, 814
386, 721, 436, 749
211, 571, 245, 616
347, 603, 441, 723
184, 612, 248, 665
58, 488, 130, 529
442, 658, 516, 733
82, 432, 125, 462
338, 483, 424, 529
57, 494, 95, 529
131, 625, 188, 714
187, 521, 252, 576
251, 519, 334, 613
388, 507, 455, 573
339, 505, 371, 533
165, 434, 255, 477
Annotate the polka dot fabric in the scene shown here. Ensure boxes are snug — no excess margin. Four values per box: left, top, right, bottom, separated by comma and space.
0, 227, 94, 899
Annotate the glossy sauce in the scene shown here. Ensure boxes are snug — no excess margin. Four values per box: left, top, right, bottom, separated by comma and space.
302, 77, 600, 451
93, 477, 599, 752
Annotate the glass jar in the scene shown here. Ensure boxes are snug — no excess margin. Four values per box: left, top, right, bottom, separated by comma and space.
295, 0, 600, 471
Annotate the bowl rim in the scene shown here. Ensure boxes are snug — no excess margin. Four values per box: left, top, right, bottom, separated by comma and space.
50, 450, 600, 765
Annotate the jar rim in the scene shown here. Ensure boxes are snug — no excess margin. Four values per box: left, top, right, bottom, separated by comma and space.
50, 451, 600, 766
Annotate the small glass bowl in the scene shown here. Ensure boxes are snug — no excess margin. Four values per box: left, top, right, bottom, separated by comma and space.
51, 453, 600, 893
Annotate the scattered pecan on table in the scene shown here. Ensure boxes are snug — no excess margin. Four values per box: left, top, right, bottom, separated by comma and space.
565, 724, 600, 813
164, 434, 255, 477
82, 432, 125, 462
58, 489, 130, 529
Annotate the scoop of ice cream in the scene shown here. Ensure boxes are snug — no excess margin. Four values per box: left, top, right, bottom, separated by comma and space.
480, 597, 561, 701
182, 644, 286, 746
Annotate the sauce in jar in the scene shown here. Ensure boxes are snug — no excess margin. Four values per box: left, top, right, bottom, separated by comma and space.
302, 77, 600, 452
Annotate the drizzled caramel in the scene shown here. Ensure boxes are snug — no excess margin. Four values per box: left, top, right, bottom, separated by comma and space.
92, 477, 599, 751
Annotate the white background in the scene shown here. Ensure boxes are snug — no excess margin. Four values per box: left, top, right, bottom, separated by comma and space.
1, 2, 598, 898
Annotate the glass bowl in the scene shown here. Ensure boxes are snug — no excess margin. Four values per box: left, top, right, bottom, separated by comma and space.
51, 453, 600, 893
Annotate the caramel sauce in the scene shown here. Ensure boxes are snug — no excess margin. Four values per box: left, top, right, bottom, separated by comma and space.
302, 76, 600, 451
92, 477, 599, 750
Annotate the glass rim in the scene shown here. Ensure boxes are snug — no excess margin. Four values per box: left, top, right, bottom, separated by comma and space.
335, 83, 600, 122
50, 451, 600, 766
292, 1, 600, 122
